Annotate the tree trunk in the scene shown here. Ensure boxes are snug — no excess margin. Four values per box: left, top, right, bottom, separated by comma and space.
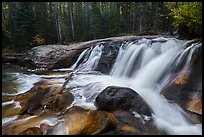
69, 2, 75, 39
132, 2, 136, 34
154, 2, 158, 31
139, 3, 143, 33
54, 6, 59, 43
58, 16, 62, 44
85, 2, 89, 24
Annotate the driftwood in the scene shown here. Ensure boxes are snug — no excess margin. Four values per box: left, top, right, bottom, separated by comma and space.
58, 70, 75, 94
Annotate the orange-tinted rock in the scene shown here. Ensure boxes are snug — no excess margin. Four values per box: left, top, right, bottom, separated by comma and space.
2, 102, 22, 118
175, 71, 190, 85
186, 92, 202, 115
161, 46, 202, 124
40, 123, 55, 135
42, 91, 74, 113
2, 113, 58, 135
8, 79, 74, 115
101, 110, 164, 135
185, 111, 202, 124
63, 106, 117, 135
18, 127, 42, 135
118, 124, 139, 133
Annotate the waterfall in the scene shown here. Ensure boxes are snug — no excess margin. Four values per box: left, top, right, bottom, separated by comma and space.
108, 37, 202, 134
71, 44, 104, 71
67, 36, 202, 135
70, 48, 90, 69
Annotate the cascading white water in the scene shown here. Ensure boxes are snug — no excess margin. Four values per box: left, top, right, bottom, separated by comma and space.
70, 48, 90, 69
71, 44, 104, 71
110, 43, 144, 77
66, 37, 202, 135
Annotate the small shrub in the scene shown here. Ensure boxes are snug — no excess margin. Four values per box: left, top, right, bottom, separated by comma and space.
33, 35, 45, 46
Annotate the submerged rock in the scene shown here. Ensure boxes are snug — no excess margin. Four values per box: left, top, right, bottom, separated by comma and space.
2, 113, 58, 135
63, 106, 117, 135
2, 100, 22, 118
95, 86, 152, 116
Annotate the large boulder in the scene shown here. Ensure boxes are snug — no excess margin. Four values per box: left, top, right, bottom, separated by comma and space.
18, 127, 43, 135
101, 110, 165, 135
161, 46, 202, 123
95, 86, 152, 116
41, 90, 74, 113
12, 79, 74, 115
23, 45, 81, 69
22, 37, 132, 69
3, 36, 159, 69
63, 106, 117, 135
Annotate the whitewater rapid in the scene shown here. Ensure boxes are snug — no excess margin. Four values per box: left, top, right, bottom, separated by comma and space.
2, 36, 202, 135
66, 37, 202, 135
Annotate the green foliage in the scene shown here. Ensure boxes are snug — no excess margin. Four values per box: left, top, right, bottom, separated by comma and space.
90, 2, 104, 39
2, 2, 201, 53
105, 8, 120, 36
2, 23, 12, 49
13, 2, 36, 48
165, 2, 202, 38
33, 2, 49, 42
33, 35, 45, 46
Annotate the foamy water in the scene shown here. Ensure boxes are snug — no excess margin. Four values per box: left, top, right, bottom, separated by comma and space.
2, 37, 202, 135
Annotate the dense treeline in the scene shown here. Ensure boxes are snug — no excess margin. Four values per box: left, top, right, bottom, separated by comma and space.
2, 2, 202, 52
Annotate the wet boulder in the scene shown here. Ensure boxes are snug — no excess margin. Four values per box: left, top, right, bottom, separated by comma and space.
40, 123, 56, 135
13, 79, 74, 115
101, 110, 164, 135
18, 127, 43, 135
23, 45, 80, 69
95, 86, 152, 116
96, 42, 121, 74
161, 46, 202, 123
63, 106, 117, 135
2, 112, 58, 135
2, 100, 22, 118
6, 36, 158, 69
41, 90, 74, 113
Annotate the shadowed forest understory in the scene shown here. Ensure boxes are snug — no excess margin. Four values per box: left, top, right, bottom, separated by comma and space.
2, 2, 202, 53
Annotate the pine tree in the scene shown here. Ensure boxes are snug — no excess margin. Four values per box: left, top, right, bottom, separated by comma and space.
13, 2, 36, 48
90, 2, 104, 39
33, 2, 48, 44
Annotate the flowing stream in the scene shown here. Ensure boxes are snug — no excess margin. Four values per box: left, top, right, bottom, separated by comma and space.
2, 36, 202, 135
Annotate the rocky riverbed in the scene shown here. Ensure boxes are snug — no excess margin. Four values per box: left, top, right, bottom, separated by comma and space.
2, 36, 202, 135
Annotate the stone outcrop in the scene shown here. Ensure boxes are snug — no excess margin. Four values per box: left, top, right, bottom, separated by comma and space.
2, 36, 159, 69
161, 46, 202, 123
95, 86, 152, 116
63, 106, 117, 135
